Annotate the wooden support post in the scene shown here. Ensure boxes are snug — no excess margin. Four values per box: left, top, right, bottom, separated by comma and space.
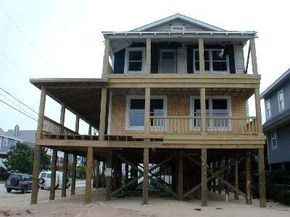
255, 87, 262, 134
144, 88, 151, 137
75, 115, 80, 133
85, 146, 93, 204
245, 152, 252, 204
177, 152, 183, 200
250, 38, 258, 75
31, 87, 46, 204
93, 160, 100, 188
99, 88, 107, 141
201, 148, 207, 206
234, 157, 239, 200
102, 38, 110, 76
217, 160, 222, 194
200, 88, 207, 134
146, 38, 151, 74
36, 87, 46, 139
258, 148, 266, 208
71, 154, 77, 195
61, 152, 68, 198
31, 145, 41, 204
143, 148, 149, 204
198, 38, 205, 73
49, 150, 57, 200
105, 153, 112, 200
60, 104, 65, 134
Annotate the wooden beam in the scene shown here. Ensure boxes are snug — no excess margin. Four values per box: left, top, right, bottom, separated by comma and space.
258, 148, 266, 208
144, 88, 151, 137
198, 38, 205, 73
250, 38, 258, 75
177, 152, 183, 200
61, 152, 68, 198
201, 148, 207, 206
71, 154, 77, 196
255, 87, 263, 133
31, 145, 41, 204
105, 152, 112, 200
146, 38, 151, 74
49, 150, 57, 200
245, 152, 252, 204
85, 146, 93, 204
143, 148, 149, 204
60, 104, 65, 134
200, 88, 207, 134
234, 157, 239, 200
99, 88, 107, 141
36, 87, 46, 139
75, 115, 80, 133
102, 38, 110, 76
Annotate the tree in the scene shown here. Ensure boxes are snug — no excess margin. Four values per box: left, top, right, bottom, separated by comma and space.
4, 142, 51, 174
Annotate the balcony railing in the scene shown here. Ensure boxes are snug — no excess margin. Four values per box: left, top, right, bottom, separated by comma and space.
150, 116, 257, 135
43, 117, 77, 135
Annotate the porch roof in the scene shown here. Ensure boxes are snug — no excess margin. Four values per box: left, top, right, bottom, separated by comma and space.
30, 78, 108, 129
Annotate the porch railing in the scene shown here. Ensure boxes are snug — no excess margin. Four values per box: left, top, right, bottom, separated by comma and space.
43, 116, 77, 135
150, 116, 257, 135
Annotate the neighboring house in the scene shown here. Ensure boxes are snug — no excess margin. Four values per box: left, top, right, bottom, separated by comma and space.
0, 125, 35, 158
30, 14, 266, 207
261, 68, 290, 167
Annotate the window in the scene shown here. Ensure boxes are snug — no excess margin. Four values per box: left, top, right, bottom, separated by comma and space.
194, 49, 229, 72
160, 50, 176, 73
265, 100, 271, 120
277, 90, 285, 112
125, 48, 145, 73
270, 131, 277, 150
126, 96, 166, 130
191, 96, 231, 130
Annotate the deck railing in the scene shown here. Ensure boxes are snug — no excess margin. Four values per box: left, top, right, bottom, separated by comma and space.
43, 116, 77, 135
150, 116, 257, 135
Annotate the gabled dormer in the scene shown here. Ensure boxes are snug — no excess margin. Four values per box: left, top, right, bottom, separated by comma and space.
102, 14, 257, 77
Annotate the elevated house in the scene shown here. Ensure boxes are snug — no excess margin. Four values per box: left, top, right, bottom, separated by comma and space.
30, 14, 266, 207
261, 68, 290, 169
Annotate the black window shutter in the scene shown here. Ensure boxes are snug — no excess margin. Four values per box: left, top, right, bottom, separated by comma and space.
226, 45, 236, 74
187, 45, 193, 73
151, 43, 159, 73
113, 49, 125, 73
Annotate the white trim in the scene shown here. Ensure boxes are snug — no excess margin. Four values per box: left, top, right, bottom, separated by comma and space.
107, 90, 112, 135
124, 47, 145, 73
277, 89, 285, 112
125, 95, 167, 131
170, 25, 185, 32
265, 99, 271, 120
193, 49, 230, 73
270, 131, 278, 150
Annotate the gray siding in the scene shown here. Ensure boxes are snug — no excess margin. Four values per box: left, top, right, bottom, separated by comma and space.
264, 81, 290, 119
234, 45, 244, 74
267, 124, 290, 164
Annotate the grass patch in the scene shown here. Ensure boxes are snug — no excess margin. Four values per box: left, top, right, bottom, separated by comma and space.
0, 180, 6, 184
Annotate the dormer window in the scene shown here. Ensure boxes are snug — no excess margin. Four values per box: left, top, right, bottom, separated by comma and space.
170, 25, 185, 32
125, 48, 145, 73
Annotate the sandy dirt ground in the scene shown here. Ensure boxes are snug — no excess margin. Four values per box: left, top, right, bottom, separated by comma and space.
0, 184, 290, 217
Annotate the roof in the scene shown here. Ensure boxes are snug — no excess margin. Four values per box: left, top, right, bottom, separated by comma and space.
102, 13, 257, 40
261, 68, 290, 99
263, 108, 290, 132
30, 78, 108, 129
131, 13, 225, 32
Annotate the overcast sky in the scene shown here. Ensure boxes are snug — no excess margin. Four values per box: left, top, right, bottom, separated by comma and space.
0, 0, 289, 131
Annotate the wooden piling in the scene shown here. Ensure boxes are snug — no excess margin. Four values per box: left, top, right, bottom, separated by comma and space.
245, 152, 252, 204
31, 145, 41, 204
61, 152, 68, 198
234, 156, 239, 200
177, 152, 183, 200
49, 150, 57, 200
71, 154, 77, 195
143, 148, 149, 204
201, 148, 207, 206
85, 146, 93, 204
258, 148, 266, 208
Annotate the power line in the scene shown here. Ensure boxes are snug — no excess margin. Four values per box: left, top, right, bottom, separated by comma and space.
0, 6, 58, 76
0, 87, 38, 114
0, 98, 37, 122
